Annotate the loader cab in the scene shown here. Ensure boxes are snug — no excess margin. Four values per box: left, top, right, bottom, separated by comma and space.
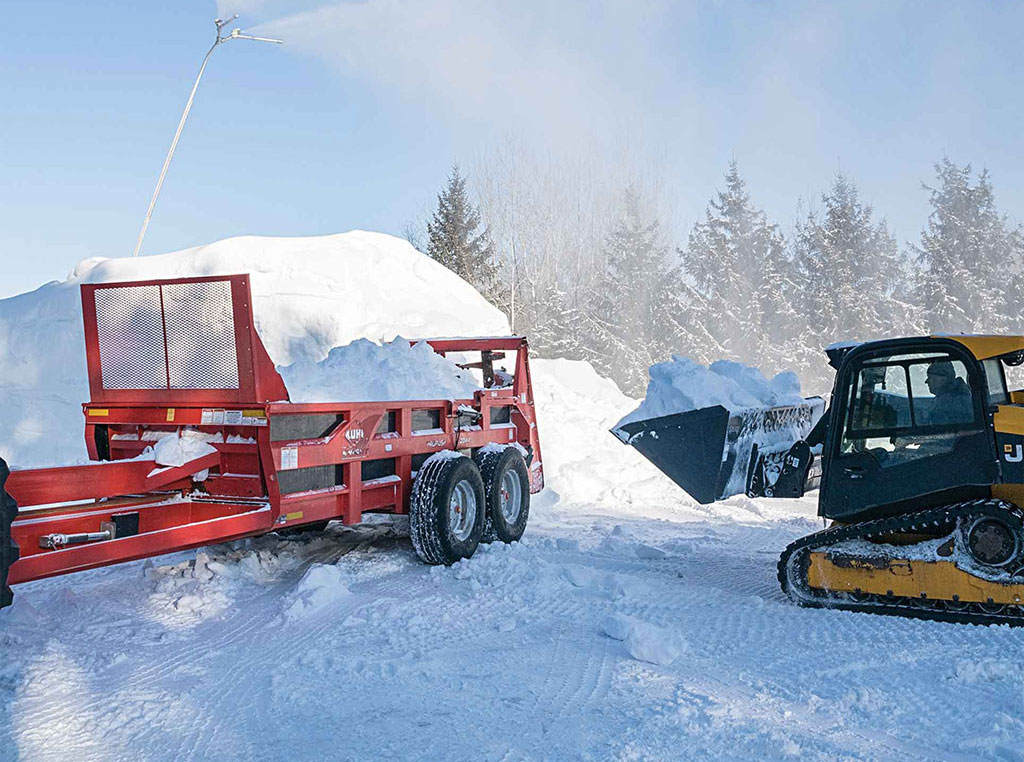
820, 338, 998, 522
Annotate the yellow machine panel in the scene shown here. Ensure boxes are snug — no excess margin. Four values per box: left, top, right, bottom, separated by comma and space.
942, 335, 1024, 361
993, 405, 1024, 436
807, 552, 1024, 605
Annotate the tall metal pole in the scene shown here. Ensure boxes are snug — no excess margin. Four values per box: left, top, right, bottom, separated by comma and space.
131, 17, 282, 257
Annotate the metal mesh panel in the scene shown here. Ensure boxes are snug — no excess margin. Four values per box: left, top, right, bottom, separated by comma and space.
94, 285, 167, 389
93, 279, 240, 392
163, 281, 239, 389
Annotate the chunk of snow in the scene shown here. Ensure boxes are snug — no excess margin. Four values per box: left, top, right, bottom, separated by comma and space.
283, 563, 350, 620
602, 613, 686, 666
279, 338, 479, 403
601, 613, 633, 641
614, 356, 808, 429
0, 230, 508, 467
152, 430, 218, 468
633, 542, 667, 560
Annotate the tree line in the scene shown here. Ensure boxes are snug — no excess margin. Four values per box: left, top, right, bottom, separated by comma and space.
416, 157, 1024, 396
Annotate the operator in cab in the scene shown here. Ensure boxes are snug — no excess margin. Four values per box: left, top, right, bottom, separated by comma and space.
923, 360, 972, 425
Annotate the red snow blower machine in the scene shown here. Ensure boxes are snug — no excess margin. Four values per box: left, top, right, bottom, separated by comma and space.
0, 274, 543, 610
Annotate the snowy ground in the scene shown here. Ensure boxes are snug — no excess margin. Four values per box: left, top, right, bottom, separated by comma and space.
2, 359, 1022, 762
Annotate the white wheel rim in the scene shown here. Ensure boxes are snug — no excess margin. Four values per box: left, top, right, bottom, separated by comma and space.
499, 470, 522, 524
449, 479, 478, 542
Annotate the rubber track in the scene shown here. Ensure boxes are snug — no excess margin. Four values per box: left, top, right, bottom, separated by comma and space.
778, 498, 1024, 626
409, 454, 458, 565
0, 458, 19, 609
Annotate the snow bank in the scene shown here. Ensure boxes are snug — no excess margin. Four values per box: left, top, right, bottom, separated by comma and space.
279, 338, 479, 403
529, 358, 693, 512
615, 356, 806, 428
0, 231, 508, 467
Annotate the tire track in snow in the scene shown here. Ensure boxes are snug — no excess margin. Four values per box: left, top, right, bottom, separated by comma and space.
7, 533, 367, 762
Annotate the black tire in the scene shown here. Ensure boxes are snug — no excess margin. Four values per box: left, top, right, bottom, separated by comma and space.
410, 454, 486, 565
475, 446, 530, 544
1, 458, 20, 610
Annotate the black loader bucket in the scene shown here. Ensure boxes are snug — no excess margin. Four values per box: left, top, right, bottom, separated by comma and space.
612, 398, 825, 505
0, 458, 19, 609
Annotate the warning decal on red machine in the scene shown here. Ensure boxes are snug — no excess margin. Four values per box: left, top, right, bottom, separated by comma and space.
201, 409, 268, 427
280, 446, 299, 471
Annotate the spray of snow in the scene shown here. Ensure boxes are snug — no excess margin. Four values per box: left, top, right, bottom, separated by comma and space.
221, 0, 675, 154
279, 338, 479, 403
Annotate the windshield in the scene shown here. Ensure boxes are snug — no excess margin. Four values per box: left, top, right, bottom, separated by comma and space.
840, 352, 981, 466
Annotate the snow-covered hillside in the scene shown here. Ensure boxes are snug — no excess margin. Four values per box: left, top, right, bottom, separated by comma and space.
0, 231, 508, 466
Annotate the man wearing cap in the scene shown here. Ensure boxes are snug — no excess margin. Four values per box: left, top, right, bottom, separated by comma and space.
923, 360, 973, 425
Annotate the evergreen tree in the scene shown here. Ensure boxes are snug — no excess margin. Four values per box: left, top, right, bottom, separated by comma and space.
525, 282, 584, 361
790, 173, 909, 390
681, 162, 794, 368
426, 165, 500, 301
752, 233, 805, 372
913, 159, 1024, 333
591, 187, 685, 394
794, 173, 906, 338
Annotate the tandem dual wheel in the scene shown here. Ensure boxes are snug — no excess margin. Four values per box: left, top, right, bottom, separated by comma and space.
410, 446, 530, 565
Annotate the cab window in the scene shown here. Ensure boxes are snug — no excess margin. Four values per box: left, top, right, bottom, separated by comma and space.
841, 352, 980, 466
983, 358, 1009, 405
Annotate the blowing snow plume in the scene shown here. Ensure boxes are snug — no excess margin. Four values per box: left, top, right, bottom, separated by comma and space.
218, 0, 675, 151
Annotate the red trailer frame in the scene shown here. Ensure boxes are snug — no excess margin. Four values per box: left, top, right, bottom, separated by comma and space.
3, 274, 543, 591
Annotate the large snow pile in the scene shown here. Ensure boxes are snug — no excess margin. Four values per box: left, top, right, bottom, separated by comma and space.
615, 356, 805, 429
0, 231, 508, 467
529, 358, 695, 513
279, 338, 479, 403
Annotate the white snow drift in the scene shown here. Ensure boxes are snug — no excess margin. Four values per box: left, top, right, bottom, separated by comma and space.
0, 231, 508, 467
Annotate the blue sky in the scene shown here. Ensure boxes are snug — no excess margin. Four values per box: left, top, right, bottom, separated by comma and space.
2, 0, 1022, 298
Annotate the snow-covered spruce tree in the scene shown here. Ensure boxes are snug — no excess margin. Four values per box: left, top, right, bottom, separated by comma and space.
913, 159, 1024, 334
680, 162, 796, 370
523, 282, 587, 362
791, 173, 913, 391
426, 165, 500, 303
590, 187, 686, 395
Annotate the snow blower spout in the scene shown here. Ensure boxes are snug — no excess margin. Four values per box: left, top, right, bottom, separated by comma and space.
0, 459, 19, 609
611, 399, 825, 504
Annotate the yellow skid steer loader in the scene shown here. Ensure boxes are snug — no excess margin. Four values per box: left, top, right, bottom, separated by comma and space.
615, 335, 1024, 625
